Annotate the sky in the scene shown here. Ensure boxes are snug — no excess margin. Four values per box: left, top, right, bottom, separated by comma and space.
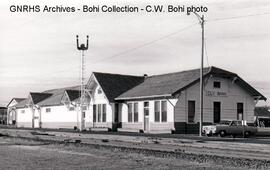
0, 0, 270, 106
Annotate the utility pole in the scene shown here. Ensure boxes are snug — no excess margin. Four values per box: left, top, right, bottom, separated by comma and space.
192, 13, 205, 137
76, 35, 89, 131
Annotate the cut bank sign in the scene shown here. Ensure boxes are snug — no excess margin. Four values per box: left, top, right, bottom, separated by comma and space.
206, 91, 227, 97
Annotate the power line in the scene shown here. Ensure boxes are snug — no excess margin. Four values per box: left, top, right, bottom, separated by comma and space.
207, 12, 270, 22
91, 23, 197, 63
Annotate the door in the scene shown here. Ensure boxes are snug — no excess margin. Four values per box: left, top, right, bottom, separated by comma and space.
188, 101, 196, 123
33, 109, 40, 128
81, 111, 86, 130
237, 103, 244, 120
213, 102, 221, 123
143, 102, 149, 132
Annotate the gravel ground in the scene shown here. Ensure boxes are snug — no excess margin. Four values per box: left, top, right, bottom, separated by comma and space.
0, 137, 245, 170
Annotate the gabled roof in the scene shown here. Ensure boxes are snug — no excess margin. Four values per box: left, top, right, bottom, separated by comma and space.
29, 93, 52, 105
93, 72, 144, 102
255, 107, 270, 117
66, 90, 81, 101
37, 86, 80, 107
14, 98, 26, 103
6, 98, 26, 107
116, 66, 266, 100
13, 99, 28, 108
13, 86, 80, 108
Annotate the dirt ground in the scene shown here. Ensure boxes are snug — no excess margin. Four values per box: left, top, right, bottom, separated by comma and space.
0, 137, 246, 170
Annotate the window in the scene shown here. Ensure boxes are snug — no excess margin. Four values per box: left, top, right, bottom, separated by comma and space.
46, 108, 51, 113
98, 104, 101, 122
21, 110, 25, 113
144, 102, 149, 107
237, 103, 244, 120
69, 107, 75, 111
154, 101, 167, 122
213, 81, 221, 88
102, 104, 106, 122
128, 103, 133, 122
82, 106, 87, 111
93, 105, 96, 122
97, 88, 102, 94
188, 101, 195, 123
154, 101, 160, 122
93, 104, 106, 123
144, 102, 149, 117
128, 102, 139, 122
134, 103, 138, 122
161, 101, 167, 122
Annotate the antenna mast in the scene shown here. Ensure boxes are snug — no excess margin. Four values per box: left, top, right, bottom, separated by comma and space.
76, 35, 89, 131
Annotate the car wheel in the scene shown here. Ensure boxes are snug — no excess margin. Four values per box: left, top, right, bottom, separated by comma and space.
231, 134, 237, 138
219, 130, 226, 137
206, 131, 213, 137
244, 131, 251, 138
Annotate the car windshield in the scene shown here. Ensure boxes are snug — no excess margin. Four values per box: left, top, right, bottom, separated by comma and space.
218, 120, 231, 125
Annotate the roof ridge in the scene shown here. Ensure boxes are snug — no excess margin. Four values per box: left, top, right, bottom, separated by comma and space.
93, 71, 143, 78
147, 66, 212, 78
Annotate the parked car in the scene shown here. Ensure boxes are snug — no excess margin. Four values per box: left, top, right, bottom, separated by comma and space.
202, 120, 257, 137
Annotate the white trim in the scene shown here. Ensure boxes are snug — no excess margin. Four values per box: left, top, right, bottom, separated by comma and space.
127, 102, 139, 123
154, 100, 168, 123
116, 94, 172, 100
90, 73, 111, 104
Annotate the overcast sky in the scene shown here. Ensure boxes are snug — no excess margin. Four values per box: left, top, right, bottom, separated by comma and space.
0, 0, 269, 106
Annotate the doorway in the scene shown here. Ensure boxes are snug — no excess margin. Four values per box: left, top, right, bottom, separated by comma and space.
237, 103, 244, 120
213, 102, 221, 123
143, 102, 149, 132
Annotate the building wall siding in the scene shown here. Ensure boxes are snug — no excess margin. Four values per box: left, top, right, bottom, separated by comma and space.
16, 108, 32, 128
89, 84, 113, 128
120, 99, 177, 132
40, 105, 78, 129
174, 76, 256, 126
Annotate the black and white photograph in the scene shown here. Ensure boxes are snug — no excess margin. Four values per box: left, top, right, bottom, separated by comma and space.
0, 0, 270, 169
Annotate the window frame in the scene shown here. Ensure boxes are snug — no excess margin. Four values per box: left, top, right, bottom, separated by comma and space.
102, 104, 106, 122
97, 88, 102, 94
127, 102, 139, 123
45, 108, 51, 113
154, 100, 167, 123
188, 100, 196, 124
93, 104, 107, 123
213, 81, 221, 89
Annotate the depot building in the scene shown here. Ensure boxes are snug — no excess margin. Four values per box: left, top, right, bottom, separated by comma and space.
8, 66, 266, 133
